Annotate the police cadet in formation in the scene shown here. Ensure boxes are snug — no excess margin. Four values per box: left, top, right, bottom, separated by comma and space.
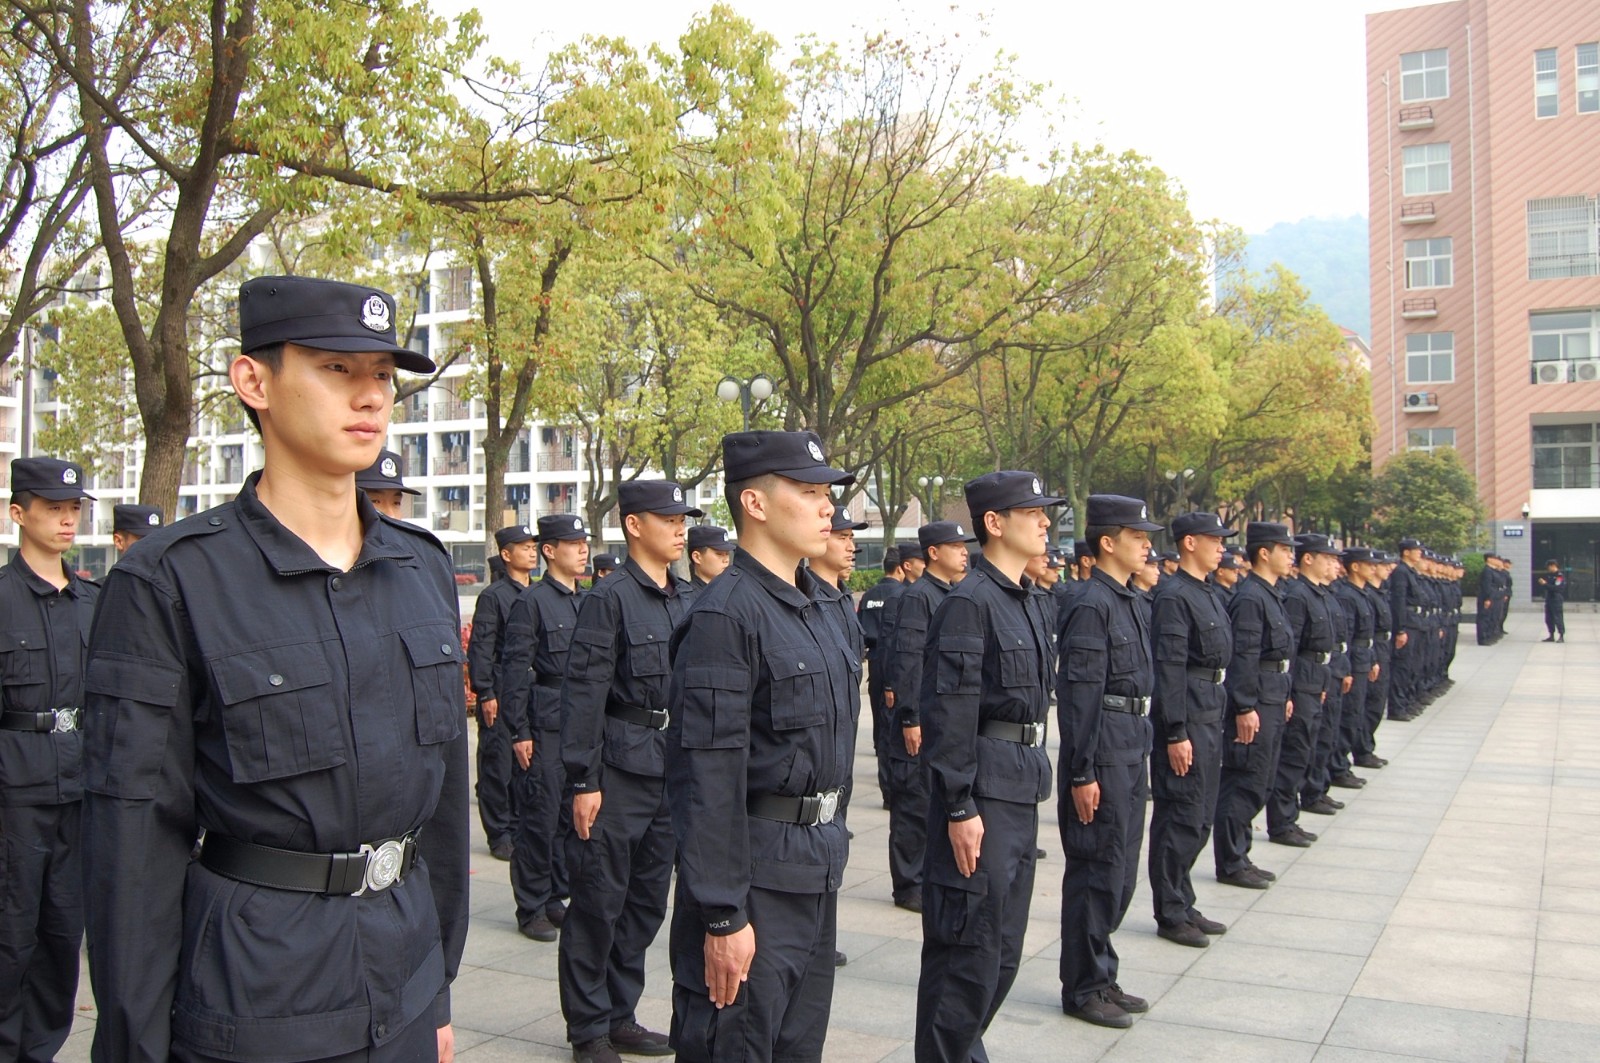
1537, 559, 1567, 642
1269, 533, 1339, 848
1132, 552, 1161, 597
1212, 548, 1244, 597
470, 524, 539, 861
356, 448, 421, 520
1329, 549, 1381, 790
914, 472, 1059, 1060
1299, 544, 1358, 820
859, 547, 905, 809
1483, 555, 1512, 643
1350, 550, 1393, 772
592, 552, 620, 583
1148, 512, 1236, 949
664, 430, 856, 1062
110, 502, 164, 555
560, 480, 700, 1063
1022, 547, 1063, 634
499, 514, 590, 943
1058, 494, 1163, 1029
1212, 521, 1296, 890
0, 457, 99, 1062
84, 276, 469, 1062
1387, 539, 1426, 721
688, 524, 734, 590
874, 540, 924, 811
810, 507, 867, 905
882, 520, 974, 914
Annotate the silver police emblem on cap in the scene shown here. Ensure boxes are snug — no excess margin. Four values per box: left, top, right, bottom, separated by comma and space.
574, 517, 584, 530
1140, 505, 1148, 520
359, 293, 391, 333
956, 524, 964, 535
380, 457, 398, 478
147, 512, 160, 526
807, 441, 824, 462
1031, 477, 1041, 495
522, 525, 531, 536
673, 486, 684, 502
62, 467, 78, 485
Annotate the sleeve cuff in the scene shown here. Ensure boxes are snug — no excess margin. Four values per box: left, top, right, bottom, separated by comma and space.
1166, 726, 1189, 744
705, 908, 749, 936
432, 985, 451, 1028
570, 774, 600, 792
946, 799, 979, 821
900, 714, 920, 728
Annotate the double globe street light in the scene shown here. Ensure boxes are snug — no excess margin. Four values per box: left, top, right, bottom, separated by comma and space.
716, 373, 776, 432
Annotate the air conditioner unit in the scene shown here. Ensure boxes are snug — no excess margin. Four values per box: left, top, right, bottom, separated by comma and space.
1403, 391, 1438, 411
1576, 361, 1600, 382
1534, 360, 1570, 385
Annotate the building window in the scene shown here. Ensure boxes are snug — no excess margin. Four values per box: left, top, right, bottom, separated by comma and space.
1530, 309, 1598, 362
1405, 332, 1455, 383
1401, 143, 1451, 195
1527, 196, 1599, 279
1401, 48, 1449, 101
1536, 48, 1559, 118
1406, 427, 1456, 452
1579, 43, 1599, 114
1404, 237, 1453, 289
435, 266, 473, 313
1533, 423, 1596, 489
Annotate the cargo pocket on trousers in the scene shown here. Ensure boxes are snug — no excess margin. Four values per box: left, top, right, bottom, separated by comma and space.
924, 869, 991, 947
1063, 797, 1120, 862
1223, 738, 1252, 772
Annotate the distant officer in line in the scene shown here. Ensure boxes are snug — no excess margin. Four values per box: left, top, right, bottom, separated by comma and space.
1212, 549, 1244, 596
665, 430, 857, 1062
1477, 554, 1506, 646
1537, 560, 1567, 642
1353, 551, 1394, 772
83, 275, 469, 1061
1300, 544, 1358, 819
560, 481, 700, 1062
355, 447, 420, 520
860, 547, 906, 810
1148, 512, 1235, 949
1270, 534, 1340, 848
882, 520, 974, 914
1213, 522, 1297, 890
110, 502, 163, 555
1059, 494, 1163, 1029
876, 540, 925, 809
899, 539, 927, 583
469, 524, 539, 860
1132, 553, 1161, 597
687, 524, 734, 590
592, 552, 621, 583
1330, 549, 1380, 789
499, 514, 591, 942
915, 473, 1060, 1059
1387, 539, 1426, 721
0, 457, 99, 1062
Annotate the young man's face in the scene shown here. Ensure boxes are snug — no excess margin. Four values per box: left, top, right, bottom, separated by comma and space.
1214, 565, 1240, 588
1259, 542, 1295, 579
819, 530, 855, 577
1134, 560, 1160, 590
1022, 552, 1051, 584
12, 497, 81, 555
243, 346, 395, 475
500, 540, 539, 575
900, 556, 926, 581
627, 512, 688, 565
997, 506, 1052, 557
693, 546, 733, 582
364, 488, 406, 518
543, 538, 590, 580
925, 540, 969, 581
1184, 533, 1226, 573
1103, 527, 1151, 575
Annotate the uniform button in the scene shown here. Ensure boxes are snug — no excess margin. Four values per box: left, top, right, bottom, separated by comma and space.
375, 1024, 387, 1039
208, 517, 223, 526
797, 661, 805, 670
330, 577, 343, 591
440, 643, 454, 655
268, 673, 284, 686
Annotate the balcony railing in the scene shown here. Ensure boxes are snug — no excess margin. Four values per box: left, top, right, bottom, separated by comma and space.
1529, 253, 1600, 281
434, 455, 471, 476
1398, 105, 1435, 129
1401, 297, 1438, 318
538, 451, 576, 472
1400, 201, 1436, 224
432, 399, 471, 421
1533, 464, 1600, 490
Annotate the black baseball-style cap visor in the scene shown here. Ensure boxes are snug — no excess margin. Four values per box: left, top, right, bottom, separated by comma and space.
1008, 491, 1070, 510
1117, 516, 1163, 532
537, 529, 588, 543
1300, 542, 1342, 556
632, 502, 705, 518
356, 477, 421, 494
1250, 533, 1295, 547
258, 335, 436, 375
26, 486, 94, 502
775, 465, 855, 486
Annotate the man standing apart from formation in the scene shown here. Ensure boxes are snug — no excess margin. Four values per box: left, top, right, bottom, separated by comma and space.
916, 473, 1061, 1060
560, 481, 700, 1063
83, 276, 469, 1062
665, 430, 857, 1061
1537, 560, 1566, 642
1147, 513, 1235, 948
1058, 495, 1163, 1028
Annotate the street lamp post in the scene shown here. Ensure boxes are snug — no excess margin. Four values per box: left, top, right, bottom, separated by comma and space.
917, 474, 945, 519
716, 374, 776, 432
1165, 467, 1195, 515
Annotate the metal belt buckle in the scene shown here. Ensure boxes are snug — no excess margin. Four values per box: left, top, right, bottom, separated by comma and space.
52, 708, 81, 733
355, 837, 408, 896
815, 790, 839, 825
1317, 652, 1331, 665
1216, 668, 1227, 685
1025, 722, 1046, 748
1131, 697, 1150, 716
654, 710, 670, 731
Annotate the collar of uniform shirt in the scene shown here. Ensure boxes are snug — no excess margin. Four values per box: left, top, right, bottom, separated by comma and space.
8, 549, 85, 597
237, 471, 415, 575
619, 554, 683, 597
1089, 564, 1136, 598
540, 571, 579, 596
734, 547, 816, 609
973, 552, 1030, 597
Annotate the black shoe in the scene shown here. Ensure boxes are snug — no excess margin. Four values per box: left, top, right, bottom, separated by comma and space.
1388, 711, 1416, 722
1542, 636, 1556, 642
1246, 862, 1278, 881
1064, 991, 1133, 1029
1108, 983, 1148, 1013
1216, 867, 1271, 890
1157, 921, 1210, 948
1036, 848, 1048, 859
1324, 795, 1347, 809
1329, 773, 1366, 790
834, 950, 848, 967
1353, 754, 1386, 769
609, 1020, 672, 1057
894, 892, 924, 914
1558, 635, 1564, 642
1302, 797, 1340, 815
546, 902, 568, 928
1189, 913, 1227, 935
572, 1037, 622, 1063
520, 915, 558, 942
490, 840, 515, 861
1270, 830, 1313, 848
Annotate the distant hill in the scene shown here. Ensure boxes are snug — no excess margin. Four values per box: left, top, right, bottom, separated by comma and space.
1242, 215, 1370, 341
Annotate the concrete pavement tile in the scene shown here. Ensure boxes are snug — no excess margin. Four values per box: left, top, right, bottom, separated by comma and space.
1099, 927, 1212, 975
825, 974, 919, 1040
1187, 941, 1366, 994
1525, 1017, 1600, 1063
1406, 871, 1543, 908
448, 1026, 498, 1052
1542, 886, 1600, 915
1252, 885, 1400, 923
1292, 845, 1422, 874
1098, 1017, 1318, 1061
1352, 954, 1531, 1017
1145, 974, 1345, 1041
1543, 863, 1600, 889
1370, 924, 1535, 973
977, 999, 1116, 1062
1535, 940, 1600, 982
1313, 828, 1435, 853
817, 1025, 905, 1062
1223, 911, 1383, 956
1311, 1049, 1442, 1063
833, 935, 922, 986
1532, 975, 1600, 1024
1386, 897, 1540, 938
447, 967, 563, 1036
1540, 911, 1600, 946
1324, 996, 1527, 1062
455, 1035, 570, 1060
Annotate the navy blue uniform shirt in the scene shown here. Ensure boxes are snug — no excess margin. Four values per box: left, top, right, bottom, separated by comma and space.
467, 576, 525, 705
1223, 572, 1293, 716
500, 573, 582, 738
1150, 568, 1232, 745
1284, 575, 1336, 697
1058, 567, 1153, 789
885, 573, 953, 731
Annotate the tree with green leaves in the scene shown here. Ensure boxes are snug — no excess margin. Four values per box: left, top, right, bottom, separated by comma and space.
1368, 447, 1484, 554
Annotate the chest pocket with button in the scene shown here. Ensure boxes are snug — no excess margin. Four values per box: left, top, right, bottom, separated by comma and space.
399, 624, 465, 744
1196, 617, 1230, 663
210, 646, 344, 783
996, 627, 1037, 689
1108, 627, 1142, 676
624, 623, 671, 683
765, 645, 829, 730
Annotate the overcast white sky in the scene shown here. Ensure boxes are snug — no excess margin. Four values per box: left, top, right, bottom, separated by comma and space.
434, 0, 1438, 233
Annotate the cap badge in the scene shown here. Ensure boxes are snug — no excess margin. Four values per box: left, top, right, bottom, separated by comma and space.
1140, 505, 1148, 520
673, 486, 684, 502
61, 468, 77, 485
359, 293, 391, 333
380, 457, 398, 478
807, 441, 824, 462
522, 526, 531, 536
147, 512, 160, 526
573, 518, 584, 530
1031, 477, 1041, 495
956, 524, 965, 535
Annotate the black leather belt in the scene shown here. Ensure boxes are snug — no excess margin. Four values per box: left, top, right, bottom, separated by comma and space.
1354, 638, 1373, 648
1187, 666, 1226, 684
1102, 695, 1151, 716
1300, 651, 1331, 665
535, 679, 562, 691
1, 708, 80, 733
199, 831, 418, 896
607, 705, 670, 730
749, 788, 844, 826
979, 719, 1047, 747
1261, 659, 1290, 673
1376, 631, 1391, 640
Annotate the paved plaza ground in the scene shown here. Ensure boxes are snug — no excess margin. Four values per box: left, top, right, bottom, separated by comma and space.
60, 610, 1600, 1061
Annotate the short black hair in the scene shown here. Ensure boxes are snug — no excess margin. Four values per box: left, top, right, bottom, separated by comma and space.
1246, 541, 1275, 567
1084, 524, 1123, 559
971, 514, 992, 546
8, 490, 38, 509
724, 474, 777, 535
882, 548, 902, 575
238, 343, 285, 433
1295, 546, 1318, 565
